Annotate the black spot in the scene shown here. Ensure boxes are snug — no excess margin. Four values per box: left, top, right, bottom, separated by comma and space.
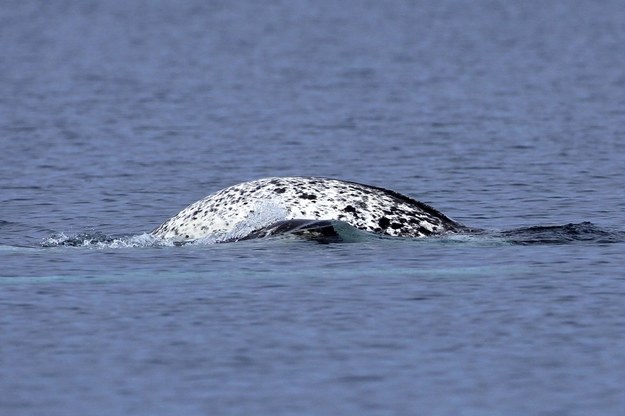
299, 193, 317, 200
418, 227, 433, 236
390, 222, 403, 230
275, 187, 286, 194
378, 217, 391, 229
343, 205, 356, 213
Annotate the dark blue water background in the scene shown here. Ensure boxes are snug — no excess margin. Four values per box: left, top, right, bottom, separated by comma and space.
2, 1, 625, 415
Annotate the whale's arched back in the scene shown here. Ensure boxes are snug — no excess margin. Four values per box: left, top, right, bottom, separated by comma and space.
151, 177, 464, 242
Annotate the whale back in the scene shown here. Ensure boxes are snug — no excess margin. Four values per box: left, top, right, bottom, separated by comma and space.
150, 177, 464, 241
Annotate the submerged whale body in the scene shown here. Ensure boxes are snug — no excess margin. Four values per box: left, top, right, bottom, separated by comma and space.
151, 177, 465, 242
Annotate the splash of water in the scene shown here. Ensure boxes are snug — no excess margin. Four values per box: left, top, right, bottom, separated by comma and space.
41, 232, 176, 248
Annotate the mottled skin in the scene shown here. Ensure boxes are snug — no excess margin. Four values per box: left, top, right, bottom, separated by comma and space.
151, 177, 464, 242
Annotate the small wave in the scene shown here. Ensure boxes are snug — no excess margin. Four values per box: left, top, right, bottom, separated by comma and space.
496, 222, 625, 245
234, 219, 372, 243
403, 222, 625, 247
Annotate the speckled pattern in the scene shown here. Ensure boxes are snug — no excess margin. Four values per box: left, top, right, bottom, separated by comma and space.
151, 177, 464, 241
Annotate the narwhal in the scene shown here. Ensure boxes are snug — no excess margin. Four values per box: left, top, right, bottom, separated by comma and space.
151, 177, 465, 242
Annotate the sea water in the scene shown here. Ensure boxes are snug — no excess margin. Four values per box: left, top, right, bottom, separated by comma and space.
2, 1, 625, 415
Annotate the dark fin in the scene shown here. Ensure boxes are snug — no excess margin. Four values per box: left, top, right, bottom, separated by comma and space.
239, 219, 342, 243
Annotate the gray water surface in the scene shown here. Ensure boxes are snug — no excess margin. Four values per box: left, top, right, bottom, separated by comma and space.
2, 1, 625, 415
